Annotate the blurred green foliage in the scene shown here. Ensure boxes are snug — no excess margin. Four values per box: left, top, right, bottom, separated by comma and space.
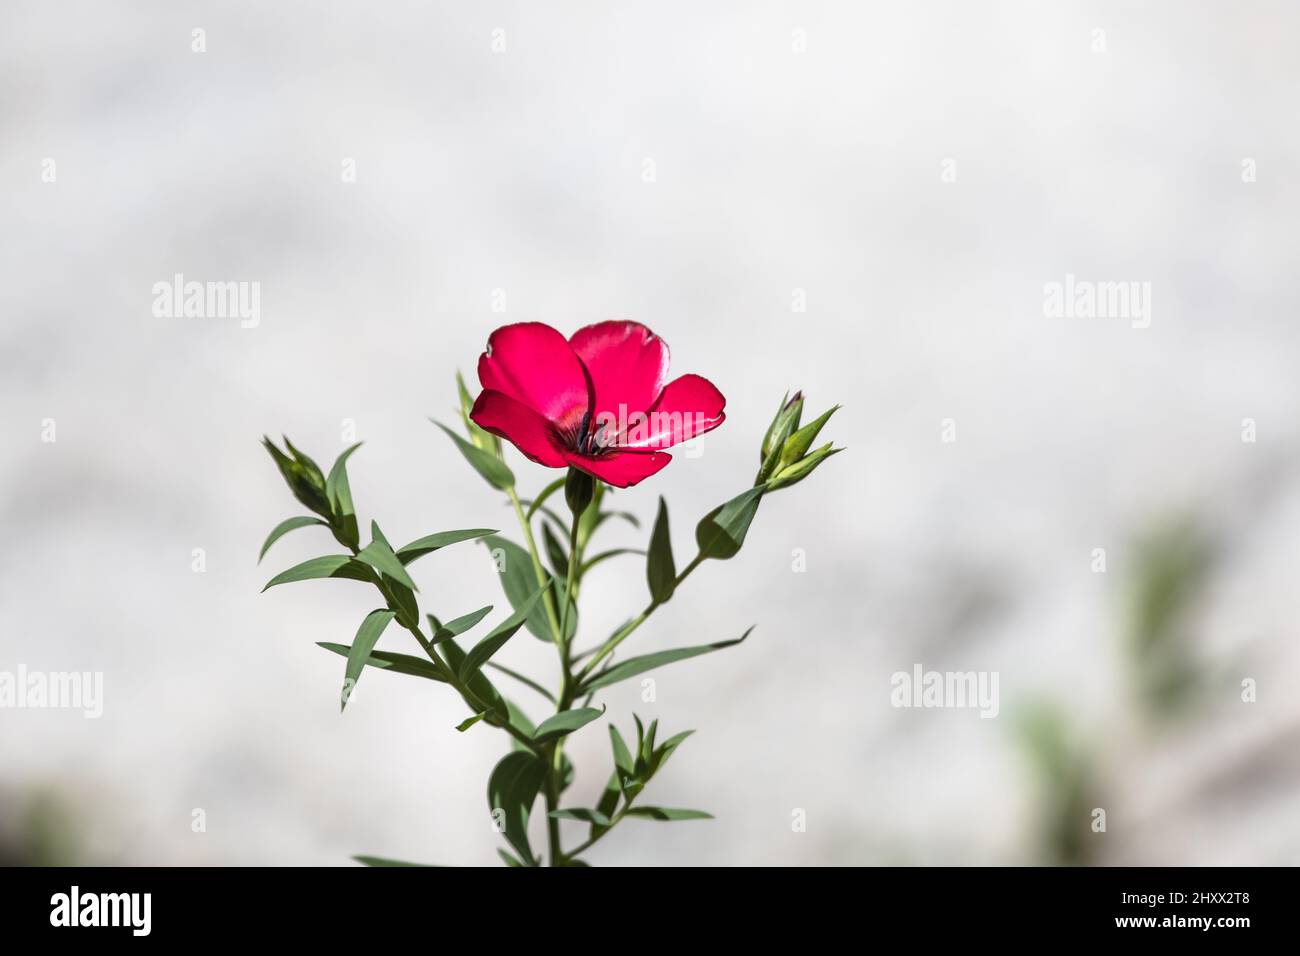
1126, 519, 1213, 720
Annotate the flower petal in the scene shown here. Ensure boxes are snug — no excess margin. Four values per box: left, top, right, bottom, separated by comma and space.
570, 321, 670, 424
565, 449, 672, 488
613, 374, 727, 450
478, 322, 591, 428
470, 389, 569, 467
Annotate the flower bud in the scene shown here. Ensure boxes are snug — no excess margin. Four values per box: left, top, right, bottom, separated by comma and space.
765, 442, 842, 490
263, 436, 331, 517
565, 467, 595, 516
755, 391, 804, 484
777, 404, 840, 471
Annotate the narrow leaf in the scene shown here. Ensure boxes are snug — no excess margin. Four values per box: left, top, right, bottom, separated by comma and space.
481, 535, 574, 641
357, 534, 419, 593
352, 855, 440, 867
486, 661, 556, 703
542, 521, 569, 580
428, 605, 494, 644
591, 771, 622, 841
646, 496, 676, 602
317, 642, 447, 683
456, 712, 487, 732
433, 420, 515, 490
532, 706, 604, 745
580, 548, 645, 575
263, 555, 371, 591
581, 627, 754, 694
525, 476, 567, 522
397, 528, 497, 565
609, 725, 634, 777
548, 808, 612, 825
342, 609, 396, 711
325, 442, 364, 549
439, 636, 510, 727
258, 516, 326, 563
649, 729, 695, 776
622, 807, 714, 821
458, 587, 545, 681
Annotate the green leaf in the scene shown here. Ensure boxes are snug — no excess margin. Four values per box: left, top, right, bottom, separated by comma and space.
580, 627, 754, 694
622, 807, 713, 821
548, 808, 612, 825
396, 528, 497, 565
438, 636, 510, 727
497, 848, 527, 867
352, 855, 440, 867
642, 718, 659, 766
485, 661, 556, 704
433, 420, 515, 490
458, 587, 545, 682
542, 521, 569, 579
632, 715, 647, 777
325, 442, 364, 549
428, 605, 494, 644
525, 476, 567, 522
646, 496, 677, 603
341, 609, 397, 710
579, 548, 645, 576
356, 530, 419, 593
263, 554, 371, 591
649, 729, 695, 776
487, 750, 548, 862
593, 510, 640, 531
695, 487, 764, 561
317, 642, 447, 683
258, 516, 326, 563
481, 535, 574, 642
532, 706, 604, 745
456, 711, 488, 732
609, 724, 634, 778
591, 771, 622, 841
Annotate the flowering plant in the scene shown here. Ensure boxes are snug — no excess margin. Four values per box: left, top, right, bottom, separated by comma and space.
260, 321, 841, 866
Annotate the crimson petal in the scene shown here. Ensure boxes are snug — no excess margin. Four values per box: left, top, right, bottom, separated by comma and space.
570, 321, 670, 426
470, 389, 570, 467
478, 322, 591, 429
614, 374, 727, 450
564, 449, 672, 488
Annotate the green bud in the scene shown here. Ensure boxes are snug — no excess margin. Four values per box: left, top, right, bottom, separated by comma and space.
756, 391, 804, 484
565, 467, 595, 516
766, 442, 842, 491
777, 404, 840, 471
761, 392, 803, 461
262, 436, 331, 517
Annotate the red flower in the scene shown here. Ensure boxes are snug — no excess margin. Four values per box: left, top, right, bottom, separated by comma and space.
469, 321, 726, 487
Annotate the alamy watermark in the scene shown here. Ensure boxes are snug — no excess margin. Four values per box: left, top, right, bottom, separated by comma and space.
152, 273, 260, 328
0, 665, 103, 718
890, 664, 999, 718
1043, 273, 1151, 329
50, 886, 150, 936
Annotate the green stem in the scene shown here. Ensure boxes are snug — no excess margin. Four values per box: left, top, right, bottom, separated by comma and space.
546, 502, 587, 866
576, 553, 705, 683
349, 541, 540, 755
507, 486, 564, 644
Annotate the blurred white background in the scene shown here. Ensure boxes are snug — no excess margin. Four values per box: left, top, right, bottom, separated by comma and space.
2, 0, 1299, 865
